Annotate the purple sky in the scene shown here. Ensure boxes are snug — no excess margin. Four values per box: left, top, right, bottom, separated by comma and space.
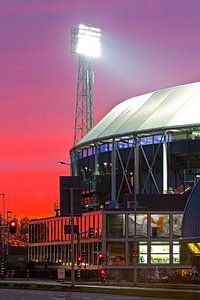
0, 0, 200, 218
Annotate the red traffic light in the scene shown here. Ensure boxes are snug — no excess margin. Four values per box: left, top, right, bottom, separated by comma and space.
9, 220, 17, 234
77, 256, 82, 263
98, 253, 103, 259
100, 268, 106, 277
98, 253, 105, 264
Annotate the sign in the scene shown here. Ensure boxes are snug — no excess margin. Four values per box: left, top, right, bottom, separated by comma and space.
60, 176, 82, 216
57, 268, 65, 280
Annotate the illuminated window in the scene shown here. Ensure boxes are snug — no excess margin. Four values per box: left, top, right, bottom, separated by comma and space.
88, 147, 94, 156
187, 242, 200, 255
128, 214, 147, 237
173, 242, 180, 264
150, 242, 170, 264
136, 214, 147, 237
138, 242, 148, 264
100, 144, 108, 153
151, 214, 169, 238
128, 214, 135, 236
117, 142, 128, 149
140, 136, 153, 145
83, 149, 88, 158
173, 214, 183, 237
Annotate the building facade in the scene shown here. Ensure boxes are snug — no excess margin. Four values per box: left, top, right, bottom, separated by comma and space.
29, 200, 191, 282
29, 82, 200, 281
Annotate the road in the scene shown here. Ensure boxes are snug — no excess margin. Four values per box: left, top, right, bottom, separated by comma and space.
0, 289, 179, 300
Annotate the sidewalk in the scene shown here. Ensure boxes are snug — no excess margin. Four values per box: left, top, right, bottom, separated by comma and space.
0, 279, 200, 300
2, 278, 200, 289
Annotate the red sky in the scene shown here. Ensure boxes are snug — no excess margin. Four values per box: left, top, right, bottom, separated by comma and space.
1, 0, 200, 219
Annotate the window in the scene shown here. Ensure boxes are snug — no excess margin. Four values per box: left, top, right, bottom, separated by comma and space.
100, 144, 108, 153
128, 214, 147, 237
173, 242, 180, 264
128, 242, 134, 265
173, 214, 183, 237
151, 214, 169, 238
128, 215, 135, 237
107, 242, 125, 266
106, 214, 125, 238
138, 242, 147, 264
150, 242, 169, 264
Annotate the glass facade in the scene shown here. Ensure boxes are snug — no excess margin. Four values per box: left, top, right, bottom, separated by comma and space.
29, 212, 102, 265
29, 210, 191, 270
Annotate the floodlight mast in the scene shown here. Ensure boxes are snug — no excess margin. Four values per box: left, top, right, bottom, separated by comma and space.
71, 24, 101, 145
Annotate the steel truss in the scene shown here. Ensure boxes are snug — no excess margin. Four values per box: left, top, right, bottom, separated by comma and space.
74, 55, 93, 145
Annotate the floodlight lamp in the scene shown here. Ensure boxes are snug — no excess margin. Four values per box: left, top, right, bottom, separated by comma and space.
75, 24, 101, 57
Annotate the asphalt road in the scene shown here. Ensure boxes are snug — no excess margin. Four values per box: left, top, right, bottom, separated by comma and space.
0, 289, 179, 300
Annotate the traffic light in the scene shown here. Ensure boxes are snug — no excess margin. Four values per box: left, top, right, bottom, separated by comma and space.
100, 268, 106, 277
77, 256, 82, 265
100, 268, 106, 283
89, 227, 94, 238
98, 252, 104, 264
9, 220, 17, 234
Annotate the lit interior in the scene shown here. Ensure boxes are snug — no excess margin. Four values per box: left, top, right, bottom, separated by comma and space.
187, 242, 200, 255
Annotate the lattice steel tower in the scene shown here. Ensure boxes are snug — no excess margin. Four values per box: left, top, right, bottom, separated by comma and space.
71, 24, 101, 145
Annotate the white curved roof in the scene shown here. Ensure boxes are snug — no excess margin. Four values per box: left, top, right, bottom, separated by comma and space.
76, 82, 200, 147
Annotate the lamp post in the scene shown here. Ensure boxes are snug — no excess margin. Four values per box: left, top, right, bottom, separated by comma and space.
0, 193, 6, 279
0, 193, 5, 225
6, 211, 12, 256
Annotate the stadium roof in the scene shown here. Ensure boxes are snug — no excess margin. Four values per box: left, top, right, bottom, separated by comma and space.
75, 82, 200, 148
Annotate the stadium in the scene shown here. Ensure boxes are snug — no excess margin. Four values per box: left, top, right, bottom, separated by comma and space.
29, 82, 200, 282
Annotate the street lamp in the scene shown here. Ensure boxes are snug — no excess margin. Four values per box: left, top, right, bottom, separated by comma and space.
57, 161, 71, 175
57, 161, 71, 166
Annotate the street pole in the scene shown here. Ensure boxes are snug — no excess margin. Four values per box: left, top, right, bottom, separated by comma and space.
6, 211, 12, 256
70, 188, 75, 288
0, 193, 5, 280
